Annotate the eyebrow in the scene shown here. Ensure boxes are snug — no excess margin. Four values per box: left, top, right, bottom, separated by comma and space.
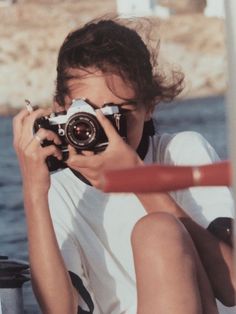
67, 97, 138, 110
102, 100, 138, 108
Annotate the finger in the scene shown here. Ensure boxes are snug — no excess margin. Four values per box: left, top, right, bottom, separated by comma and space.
67, 146, 96, 167
66, 152, 88, 168
23, 107, 52, 130
68, 145, 78, 156
31, 107, 52, 120
36, 128, 62, 145
96, 109, 122, 143
81, 150, 95, 157
13, 107, 52, 141
12, 109, 31, 146
30, 129, 62, 149
67, 146, 95, 157
42, 145, 63, 160
20, 107, 53, 145
67, 151, 100, 169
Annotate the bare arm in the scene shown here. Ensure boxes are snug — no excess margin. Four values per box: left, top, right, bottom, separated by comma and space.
25, 193, 79, 314
13, 108, 79, 314
136, 192, 235, 306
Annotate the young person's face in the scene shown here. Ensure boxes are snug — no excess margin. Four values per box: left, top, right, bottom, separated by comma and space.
59, 68, 153, 150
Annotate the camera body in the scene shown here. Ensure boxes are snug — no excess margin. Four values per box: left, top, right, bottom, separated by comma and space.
34, 98, 127, 171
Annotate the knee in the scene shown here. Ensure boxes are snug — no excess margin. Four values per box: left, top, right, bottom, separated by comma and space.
131, 212, 189, 252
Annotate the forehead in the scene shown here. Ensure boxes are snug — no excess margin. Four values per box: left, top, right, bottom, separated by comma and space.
65, 68, 135, 101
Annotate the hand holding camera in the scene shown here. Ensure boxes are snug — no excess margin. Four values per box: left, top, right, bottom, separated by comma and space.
33, 98, 127, 171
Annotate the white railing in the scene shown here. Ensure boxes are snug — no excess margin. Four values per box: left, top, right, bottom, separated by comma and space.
224, 0, 236, 306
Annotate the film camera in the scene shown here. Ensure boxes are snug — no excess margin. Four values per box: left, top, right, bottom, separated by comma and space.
33, 98, 127, 171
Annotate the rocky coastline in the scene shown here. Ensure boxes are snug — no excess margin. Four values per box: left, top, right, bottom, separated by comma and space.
0, 0, 227, 115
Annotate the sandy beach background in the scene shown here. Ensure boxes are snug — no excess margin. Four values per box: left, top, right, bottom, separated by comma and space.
0, 0, 227, 115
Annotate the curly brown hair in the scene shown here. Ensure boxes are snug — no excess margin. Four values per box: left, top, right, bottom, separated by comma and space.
55, 17, 184, 108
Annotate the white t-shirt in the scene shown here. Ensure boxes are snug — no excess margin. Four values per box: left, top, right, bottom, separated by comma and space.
48, 131, 234, 314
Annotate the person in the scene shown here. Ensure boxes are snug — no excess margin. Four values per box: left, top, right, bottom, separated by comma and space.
13, 17, 235, 314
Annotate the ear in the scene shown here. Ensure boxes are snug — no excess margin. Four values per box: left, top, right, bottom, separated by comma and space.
144, 105, 155, 121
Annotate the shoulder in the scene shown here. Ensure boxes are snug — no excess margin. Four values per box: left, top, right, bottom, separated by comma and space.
167, 131, 212, 154
158, 131, 220, 166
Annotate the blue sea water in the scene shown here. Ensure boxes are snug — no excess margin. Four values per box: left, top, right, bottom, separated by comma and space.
0, 95, 229, 313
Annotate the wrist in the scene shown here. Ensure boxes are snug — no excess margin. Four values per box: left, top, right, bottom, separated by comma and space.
23, 186, 49, 207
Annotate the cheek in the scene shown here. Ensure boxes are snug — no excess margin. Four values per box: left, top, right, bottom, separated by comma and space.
126, 115, 145, 150
127, 129, 143, 150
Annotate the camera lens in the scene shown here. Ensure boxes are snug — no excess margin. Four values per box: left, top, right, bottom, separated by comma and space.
73, 122, 92, 141
65, 113, 100, 149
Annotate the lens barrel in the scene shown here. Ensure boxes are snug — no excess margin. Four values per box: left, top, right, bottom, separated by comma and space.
65, 112, 101, 150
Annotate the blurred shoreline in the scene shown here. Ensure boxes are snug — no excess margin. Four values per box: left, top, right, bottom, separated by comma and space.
0, 0, 227, 116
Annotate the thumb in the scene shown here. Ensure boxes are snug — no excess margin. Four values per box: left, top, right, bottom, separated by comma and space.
96, 109, 122, 143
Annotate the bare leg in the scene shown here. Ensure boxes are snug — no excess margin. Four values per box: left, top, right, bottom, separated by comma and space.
131, 212, 218, 314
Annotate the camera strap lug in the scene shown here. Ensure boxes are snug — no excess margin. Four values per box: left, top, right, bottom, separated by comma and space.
58, 124, 65, 136
114, 113, 121, 130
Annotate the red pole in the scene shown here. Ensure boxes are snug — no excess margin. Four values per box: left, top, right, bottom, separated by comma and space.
103, 161, 232, 193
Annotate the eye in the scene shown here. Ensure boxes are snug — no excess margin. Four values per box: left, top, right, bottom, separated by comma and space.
120, 105, 137, 114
